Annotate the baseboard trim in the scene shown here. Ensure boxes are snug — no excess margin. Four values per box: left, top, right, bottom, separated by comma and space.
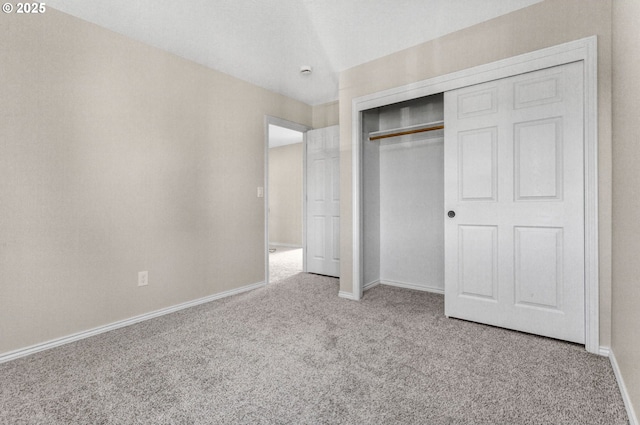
363, 280, 381, 291
380, 279, 444, 295
269, 243, 302, 248
610, 348, 639, 425
338, 290, 358, 300
0, 281, 266, 365
599, 346, 611, 357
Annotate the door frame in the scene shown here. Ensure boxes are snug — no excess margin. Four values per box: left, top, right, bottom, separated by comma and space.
351, 36, 600, 353
264, 116, 311, 284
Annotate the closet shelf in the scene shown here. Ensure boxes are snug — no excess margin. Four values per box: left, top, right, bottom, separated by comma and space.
368, 120, 444, 141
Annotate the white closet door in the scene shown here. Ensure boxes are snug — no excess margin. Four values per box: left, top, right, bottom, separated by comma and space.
306, 125, 340, 277
444, 62, 585, 343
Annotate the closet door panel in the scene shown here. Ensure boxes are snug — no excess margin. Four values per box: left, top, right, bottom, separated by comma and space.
514, 118, 563, 201
514, 226, 564, 310
458, 225, 498, 301
458, 127, 497, 202
444, 62, 584, 344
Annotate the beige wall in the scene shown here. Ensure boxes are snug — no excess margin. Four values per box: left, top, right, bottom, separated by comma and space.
612, 0, 640, 418
338, 0, 613, 347
269, 143, 303, 246
312, 101, 339, 128
0, 9, 312, 355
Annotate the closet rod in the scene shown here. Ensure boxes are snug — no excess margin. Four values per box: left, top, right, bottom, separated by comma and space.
369, 124, 444, 141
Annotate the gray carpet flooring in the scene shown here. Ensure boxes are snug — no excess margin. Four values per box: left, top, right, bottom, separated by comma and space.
0, 273, 628, 424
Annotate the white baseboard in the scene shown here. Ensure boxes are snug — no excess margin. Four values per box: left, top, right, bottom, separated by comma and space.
364, 280, 381, 291
0, 281, 266, 365
599, 346, 611, 357
338, 290, 358, 300
380, 279, 444, 295
610, 348, 639, 425
269, 243, 302, 248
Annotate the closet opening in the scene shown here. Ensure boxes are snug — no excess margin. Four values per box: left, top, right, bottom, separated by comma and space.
351, 37, 599, 352
361, 93, 445, 294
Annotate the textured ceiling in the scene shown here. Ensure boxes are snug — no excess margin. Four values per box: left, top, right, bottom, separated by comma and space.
47, 0, 542, 105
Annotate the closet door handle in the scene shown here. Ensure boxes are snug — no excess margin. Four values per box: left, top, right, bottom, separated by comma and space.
447, 210, 456, 218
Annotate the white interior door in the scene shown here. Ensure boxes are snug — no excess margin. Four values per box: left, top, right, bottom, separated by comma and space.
444, 62, 585, 344
306, 125, 340, 277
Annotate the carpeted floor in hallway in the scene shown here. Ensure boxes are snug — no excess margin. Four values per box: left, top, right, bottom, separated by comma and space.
269, 245, 303, 283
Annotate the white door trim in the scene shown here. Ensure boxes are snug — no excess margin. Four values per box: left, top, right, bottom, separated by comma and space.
264, 116, 311, 284
351, 36, 599, 353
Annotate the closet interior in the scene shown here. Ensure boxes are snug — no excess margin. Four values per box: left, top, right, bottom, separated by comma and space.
362, 93, 445, 293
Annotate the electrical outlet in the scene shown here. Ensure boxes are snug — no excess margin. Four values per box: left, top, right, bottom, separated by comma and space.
257, 186, 264, 198
138, 271, 148, 287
